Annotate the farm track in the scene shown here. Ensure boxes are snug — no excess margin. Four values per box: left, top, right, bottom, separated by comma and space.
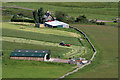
56, 27, 97, 80
2, 36, 87, 58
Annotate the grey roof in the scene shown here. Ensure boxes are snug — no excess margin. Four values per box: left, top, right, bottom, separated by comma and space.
14, 49, 50, 53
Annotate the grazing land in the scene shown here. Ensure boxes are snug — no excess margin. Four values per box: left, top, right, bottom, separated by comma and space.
2, 41, 74, 78
66, 24, 118, 78
2, 2, 118, 78
2, 22, 92, 78
2, 2, 118, 21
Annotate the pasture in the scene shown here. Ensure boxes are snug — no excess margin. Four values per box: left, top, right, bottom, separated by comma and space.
2, 22, 92, 78
1, 2, 118, 78
66, 24, 118, 78
2, 2, 118, 21
2, 41, 74, 78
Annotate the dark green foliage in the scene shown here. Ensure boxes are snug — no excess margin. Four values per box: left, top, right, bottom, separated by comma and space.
55, 11, 68, 22
11, 18, 35, 23
12, 15, 18, 19
66, 16, 75, 23
33, 10, 38, 23
18, 12, 24, 17
75, 15, 88, 23
33, 7, 44, 23
96, 22, 105, 25
38, 8, 44, 23
89, 19, 96, 23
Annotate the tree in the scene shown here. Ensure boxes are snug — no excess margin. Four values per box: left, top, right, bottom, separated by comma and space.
38, 8, 44, 23
33, 7, 44, 23
76, 15, 88, 23
18, 12, 24, 17
55, 11, 68, 22
33, 10, 38, 23
12, 15, 18, 19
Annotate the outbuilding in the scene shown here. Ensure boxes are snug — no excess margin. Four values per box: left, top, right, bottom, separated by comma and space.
45, 20, 69, 28
10, 49, 51, 61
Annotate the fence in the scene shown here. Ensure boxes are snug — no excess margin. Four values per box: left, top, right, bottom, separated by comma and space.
56, 26, 97, 80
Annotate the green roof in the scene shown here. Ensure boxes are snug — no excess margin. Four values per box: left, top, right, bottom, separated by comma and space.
14, 49, 50, 53
10, 52, 47, 57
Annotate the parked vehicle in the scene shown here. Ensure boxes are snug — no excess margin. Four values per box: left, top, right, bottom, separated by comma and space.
59, 42, 71, 47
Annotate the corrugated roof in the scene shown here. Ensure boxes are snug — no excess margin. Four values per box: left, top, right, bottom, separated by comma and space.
14, 49, 50, 53
45, 20, 69, 26
10, 52, 47, 57
45, 21, 62, 26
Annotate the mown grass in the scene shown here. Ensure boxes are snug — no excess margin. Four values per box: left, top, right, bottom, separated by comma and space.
2, 41, 71, 58
2, 2, 118, 20
2, 22, 81, 38
66, 24, 118, 78
2, 41, 74, 78
2, 28, 81, 46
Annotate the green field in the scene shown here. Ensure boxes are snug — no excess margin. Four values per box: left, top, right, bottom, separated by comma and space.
2, 22, 92, 78
2, 2, 118, 21
2, 41, 74, 78
66, 24, 118, 78
2, 2, 118, 78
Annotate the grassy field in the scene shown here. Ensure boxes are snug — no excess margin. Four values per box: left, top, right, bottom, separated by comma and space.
66, 24, 118, 78
2, 41, 74, 78
2, 28, 81, 46
3, 22, 81, 38
2, 2, 118, 21
2, 22, 93, 78
1, 2, 118, 78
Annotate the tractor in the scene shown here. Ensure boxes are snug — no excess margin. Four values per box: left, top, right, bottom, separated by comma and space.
59, 41, 71, 47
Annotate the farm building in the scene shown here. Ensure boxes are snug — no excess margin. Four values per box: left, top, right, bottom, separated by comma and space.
45, 20, 69, 28
35, 23, 45, 28
10, 49, 51, 61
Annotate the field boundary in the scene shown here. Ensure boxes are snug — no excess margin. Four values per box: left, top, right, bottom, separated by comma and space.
56, 26, 97, 80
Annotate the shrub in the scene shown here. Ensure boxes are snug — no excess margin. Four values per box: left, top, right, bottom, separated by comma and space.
66, 16, 75, 23
96, 22, 105, 25
11, 18, 35, 23
75, 15, 88, 23
12, 15, 18, 19
89, 19, 96, 23
55, 11, 68, 22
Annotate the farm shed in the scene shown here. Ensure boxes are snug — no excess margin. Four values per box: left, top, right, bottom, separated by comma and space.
45, 20, 69, 28
35, 23, 45, 28
10, 49, 51, 61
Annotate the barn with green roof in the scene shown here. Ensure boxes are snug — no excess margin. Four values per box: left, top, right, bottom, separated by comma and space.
10, 49, 51, 61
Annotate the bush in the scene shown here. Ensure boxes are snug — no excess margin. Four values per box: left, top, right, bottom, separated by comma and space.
89, 19, 96, 23
96, 22, 105, 25
75, 15, 88, 23
12, 15, 18, 19
11, 18, 35, 23
66, 16, 75, 23
55, 11, 68, 22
